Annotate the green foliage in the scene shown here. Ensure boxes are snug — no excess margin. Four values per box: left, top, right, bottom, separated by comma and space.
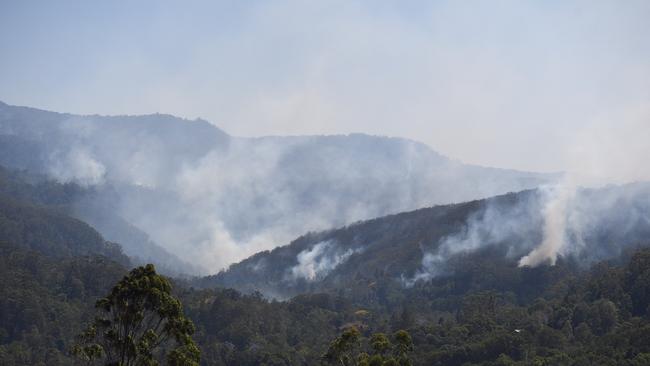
0, 166, 129, 264
370, 333, 391, 355
0, 241, 126, 365
323, 326, 361, 366
323, 328, 414, 366
392, 330, 413, 366
73, 264, 200, 365
625, 249, 650, 316
2, 164, 650, 365
4, 240, 650, 365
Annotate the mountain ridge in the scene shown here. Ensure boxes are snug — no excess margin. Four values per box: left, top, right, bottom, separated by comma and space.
0, 100, 558, 273
201, 182, 650, 299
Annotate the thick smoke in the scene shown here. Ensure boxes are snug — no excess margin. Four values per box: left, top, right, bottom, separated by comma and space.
406, 180, 650, 285
405, 191, 543, 285
48, 147, 106, 186
288, 240, 360, 281
406, 116, 650, 282
518, 185, 574, 267
0, 103, 555, 273
519, 117, 650, 267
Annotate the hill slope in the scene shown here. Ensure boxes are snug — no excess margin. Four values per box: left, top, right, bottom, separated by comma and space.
204, 183, 650, 299
0, 101, 557, 273
0, 170, 129, 264
0, 166, 195, 275
0, 155, 649, 365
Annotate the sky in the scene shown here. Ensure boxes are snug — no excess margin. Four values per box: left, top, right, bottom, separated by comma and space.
1, 0, 649, 174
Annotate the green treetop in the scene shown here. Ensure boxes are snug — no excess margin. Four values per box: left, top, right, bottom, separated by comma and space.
72, 264, 200, 366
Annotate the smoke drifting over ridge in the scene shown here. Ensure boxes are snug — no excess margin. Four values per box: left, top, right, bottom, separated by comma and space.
2, 100, 648, 278
403, 180, 650, 286
404, 115, 650, 283
520, 118, 650, 267
48, 147, 107, 186
0, 102, 555, 274
211, 178, 650, 298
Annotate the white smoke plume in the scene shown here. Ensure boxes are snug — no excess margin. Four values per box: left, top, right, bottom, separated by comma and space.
9, 101, 649, 276
407, 114, 650, 280
405, 191, 543, 285
27, 114, 549, 273
406, 179, 650, 285
519, 116, 650, 267
289, 240, 360, 281
48, 147, 106, 186
518, 185, 574, 267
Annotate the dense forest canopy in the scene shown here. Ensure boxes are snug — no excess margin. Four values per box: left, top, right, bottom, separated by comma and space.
1, 164, 650, 365
2, 1, 650, 363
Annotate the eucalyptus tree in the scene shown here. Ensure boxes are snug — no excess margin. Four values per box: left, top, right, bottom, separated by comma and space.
73, 264, 200, 366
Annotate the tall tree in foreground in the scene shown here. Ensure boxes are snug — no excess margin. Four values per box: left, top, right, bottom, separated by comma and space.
322, 326, 361, 366
322, 327, 413, 366
72, 264, 200, 366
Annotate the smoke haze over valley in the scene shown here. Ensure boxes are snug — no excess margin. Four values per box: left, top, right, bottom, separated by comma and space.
0, 101, 557, 273
2, 1, 649, 276
2, 95, 647, 278
2, 2, 650, 365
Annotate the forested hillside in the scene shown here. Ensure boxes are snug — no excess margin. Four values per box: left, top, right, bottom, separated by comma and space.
204, 183, 650, 300
0, 241, 127, 365
188, 246, 650, 365
0, 101, 557, 273
1, 165, 650, 365
3, 236, 650, 365
3, 1, 648, 364
0, 169, 128, 264
0, 166, 194, 275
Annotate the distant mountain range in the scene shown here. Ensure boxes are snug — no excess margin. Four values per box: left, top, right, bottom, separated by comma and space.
3, 101, 650, 366
0, 101, 558, 273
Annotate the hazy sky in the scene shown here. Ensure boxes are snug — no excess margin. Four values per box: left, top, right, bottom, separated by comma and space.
1, 0, 649, 173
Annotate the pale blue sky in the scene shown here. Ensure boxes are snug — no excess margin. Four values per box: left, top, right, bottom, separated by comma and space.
1, 0, 649, 173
